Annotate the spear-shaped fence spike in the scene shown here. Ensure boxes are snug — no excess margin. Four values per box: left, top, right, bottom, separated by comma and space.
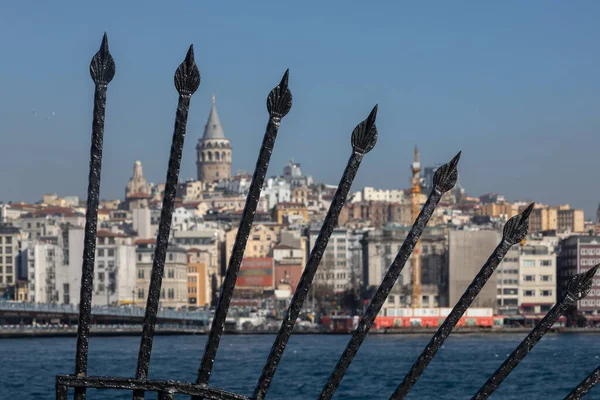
565, 365, 600, 400
133, 45, 200, 400
74, 32, 115, 400
318, 151, 461, 400
472, 264, 600, 400
252, 105, 378, 400
195, 70, 292, 397
390, 203, 534, 399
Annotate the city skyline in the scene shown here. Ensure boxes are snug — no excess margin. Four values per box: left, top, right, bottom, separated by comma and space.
1, 2, 599, 215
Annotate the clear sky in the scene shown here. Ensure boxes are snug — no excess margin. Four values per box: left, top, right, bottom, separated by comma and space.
0, 2, 599, 216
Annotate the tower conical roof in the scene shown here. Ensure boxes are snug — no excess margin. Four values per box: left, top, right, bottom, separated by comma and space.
202, 93, 226, 140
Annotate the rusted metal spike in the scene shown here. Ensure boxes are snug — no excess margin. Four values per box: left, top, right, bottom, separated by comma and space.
391, 205, 534, 399
318, 151, 461, 400
73, 32, 115, 400
133, 46, 200, 400
195, 70, 292, 396
253, 106, 379, 400
472, 264, 600, 399
565, 365, 600, 400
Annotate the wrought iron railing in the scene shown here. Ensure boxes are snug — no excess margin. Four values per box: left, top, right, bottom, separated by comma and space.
55, 34, 600, 399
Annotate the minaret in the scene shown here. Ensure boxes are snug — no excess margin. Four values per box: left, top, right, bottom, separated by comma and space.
196, 94, 232, 182
411, 146, 422, 308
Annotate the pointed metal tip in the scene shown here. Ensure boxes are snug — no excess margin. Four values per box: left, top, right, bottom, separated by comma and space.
450, 151, 462, 167
522, 202, 535, 218
587, 263, 600, 279
185, 45, 195, 64
100, 32, 109, 54
368, 104, 378, 123
280, 69, 290, 88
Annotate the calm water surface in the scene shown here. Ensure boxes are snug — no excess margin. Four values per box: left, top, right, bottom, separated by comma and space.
2, 333, 600, 399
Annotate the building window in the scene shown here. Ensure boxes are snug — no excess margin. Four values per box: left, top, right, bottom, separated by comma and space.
98, 249, 104, 257
541, 275, 552, 282
138, 288, 145, 299
5, 247, 11, 254
168, 288, 174, 299
524, 275, 535, 282
524, 290, 535, 296
541, 290, 552, 297
138, 269, 144, 279
168, 269, 174, 279
138, 254, 142, 262
98, 261, 105, 269
168, 253, 173, 261
98, 272, 105, 282
541, 260, 552, 266
6, 276, 12, 284
522, 260, 535, 267
108, 249, 115, 257
5, 237, 11, 244
161, 289, 165, 299
5, 256, 12, 264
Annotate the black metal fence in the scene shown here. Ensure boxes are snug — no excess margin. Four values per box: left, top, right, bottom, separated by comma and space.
56, 34, 600, 399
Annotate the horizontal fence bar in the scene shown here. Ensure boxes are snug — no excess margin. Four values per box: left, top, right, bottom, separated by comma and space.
56, 375, 249, 400
565, 365, 600, 400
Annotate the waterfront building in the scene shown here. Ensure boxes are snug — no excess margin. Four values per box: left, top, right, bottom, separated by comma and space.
310, 227, 352, 293
271, 202, 309, 225
136, 241, 188, 308
518, 244, 557, 315
557, 236, 600, 320
0, 225, 21, 298
449, 230, 500, 311
282, 159, 313, 188
496, 246, 520, 315
187, 249, 212, 307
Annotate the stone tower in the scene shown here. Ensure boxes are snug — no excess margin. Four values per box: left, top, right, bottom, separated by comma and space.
196, 94, 231, 182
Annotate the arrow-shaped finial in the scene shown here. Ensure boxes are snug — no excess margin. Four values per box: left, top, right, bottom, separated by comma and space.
432, 151, 461, 194
351, 104, 378, 155
174, 44, 201, 96
567, 263, 600, 301
267, 69, 292, 119
502, 203, 534, 245
89, 32, 115, 85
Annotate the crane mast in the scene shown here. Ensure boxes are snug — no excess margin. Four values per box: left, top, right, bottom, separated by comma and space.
411, 146, 422, 308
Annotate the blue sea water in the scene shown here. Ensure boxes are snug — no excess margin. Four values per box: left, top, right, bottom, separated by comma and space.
1, 333, 599, 399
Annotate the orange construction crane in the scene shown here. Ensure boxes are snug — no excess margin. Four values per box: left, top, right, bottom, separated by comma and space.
411, 146, 421, 308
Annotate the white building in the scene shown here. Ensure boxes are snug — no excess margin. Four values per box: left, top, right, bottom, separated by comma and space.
351, 187, 405, 204
309, 227, 351, 293
261, 177, 291, 210
518, 243, 557, 315
27, 226, 136, 306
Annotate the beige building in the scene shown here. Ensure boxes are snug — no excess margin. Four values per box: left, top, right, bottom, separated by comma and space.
272, 202, 309, 225
0, 225, 20, 297
557, 208, 584, 233
196, 94, 232, 182
478, 202, 519, 220
226, 224, 277, 262
136, 241, 188, 308
518, 245, 556, 315
188, 249, 212, 307
528, 205, 584, 234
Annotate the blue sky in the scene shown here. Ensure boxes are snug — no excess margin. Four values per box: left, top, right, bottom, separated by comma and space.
0, 2, 599, 216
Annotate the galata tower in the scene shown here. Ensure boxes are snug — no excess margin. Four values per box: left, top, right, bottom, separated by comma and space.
196, 94, 232, 182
